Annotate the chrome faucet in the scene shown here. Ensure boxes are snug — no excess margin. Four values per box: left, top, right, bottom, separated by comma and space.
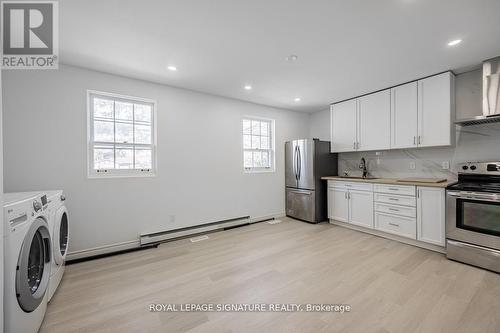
359, 157, 368, 178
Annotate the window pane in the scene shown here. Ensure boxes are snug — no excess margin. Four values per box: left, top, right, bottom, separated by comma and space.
134, 124, 151, 144
115, 148, 133, 169
243, 134, 251, 149
261, 136, 269, 149
115, 101, 133, 121
94, 98, 114, 119
251, 120, 260, 135
135, 149, 152, 169
251, 135, 260, 149
262, 151, 269, 167
261, 122, 269, 136
243, 119, 251, 134
94, 147, 114, 169
94, 121, 114, 142
115, 122, 134, 143
244, 151, 253, 168
135, 104, 152, 122
253, 151, 262, 167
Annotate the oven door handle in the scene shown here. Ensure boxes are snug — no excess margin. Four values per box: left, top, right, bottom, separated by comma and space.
447, 191, 500, 202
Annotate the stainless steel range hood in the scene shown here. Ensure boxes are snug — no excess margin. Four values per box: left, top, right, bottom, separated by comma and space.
456, 56, 500, 126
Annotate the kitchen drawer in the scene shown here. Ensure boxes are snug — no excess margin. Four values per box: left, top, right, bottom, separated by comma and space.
375, 203, 416, 218
374, 184, 415, 196
374, 193, 416, 207
375, 212, 416, 239
328, 181, 373, 192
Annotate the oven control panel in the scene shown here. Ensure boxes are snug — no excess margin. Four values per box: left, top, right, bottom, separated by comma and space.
458, 162, 500, 175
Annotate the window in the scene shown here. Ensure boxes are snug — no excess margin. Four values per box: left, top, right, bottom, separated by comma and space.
242, 117, 275, 172
87, 90, 156, 177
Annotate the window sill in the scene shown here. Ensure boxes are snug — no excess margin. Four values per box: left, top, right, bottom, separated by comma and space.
88, 172, 157, 179
243, 169, 276, 174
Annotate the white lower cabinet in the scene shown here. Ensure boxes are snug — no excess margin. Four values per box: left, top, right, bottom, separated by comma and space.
328, 187, 349, 222
374, 185, 417, 239
328, 180, 446, 249
417, 187, 446, 246
375, 212, 417, 239
328, 181, 374, 228
349, 190, 374, 228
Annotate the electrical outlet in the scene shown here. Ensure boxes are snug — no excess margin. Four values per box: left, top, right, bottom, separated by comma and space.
442, 161, 450, 170
409, 161, 416, 170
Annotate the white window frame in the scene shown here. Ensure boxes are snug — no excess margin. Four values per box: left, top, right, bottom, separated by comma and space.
87, 90, 158, 178
242, 116, 276, 173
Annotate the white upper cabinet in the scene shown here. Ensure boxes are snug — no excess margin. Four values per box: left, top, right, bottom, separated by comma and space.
331, 71, 454, 153
358, 89, 391, 151
417, 72, 455, 147
331, 99, 357, 153
391, 82, 418, 149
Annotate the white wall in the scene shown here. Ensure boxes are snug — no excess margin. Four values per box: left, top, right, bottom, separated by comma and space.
2, 65, 309, 257
309, 108, 330, 141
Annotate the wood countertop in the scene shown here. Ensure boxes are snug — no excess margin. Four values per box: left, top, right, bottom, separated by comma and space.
321, 176, 456, 188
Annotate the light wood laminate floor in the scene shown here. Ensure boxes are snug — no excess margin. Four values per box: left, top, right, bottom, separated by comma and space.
41, 218, 500, 333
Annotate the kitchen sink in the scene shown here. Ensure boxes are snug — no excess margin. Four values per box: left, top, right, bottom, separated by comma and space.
338, 176, 378, 180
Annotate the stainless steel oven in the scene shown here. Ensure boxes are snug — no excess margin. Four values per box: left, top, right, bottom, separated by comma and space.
445, 162, 500, 273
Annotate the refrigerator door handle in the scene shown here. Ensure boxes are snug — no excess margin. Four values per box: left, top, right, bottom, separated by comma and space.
297, 145, 302, 180
293, 145, 298, 180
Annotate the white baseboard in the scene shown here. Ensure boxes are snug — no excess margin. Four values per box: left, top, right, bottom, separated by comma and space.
330, 220, 446, 254
66, 239, 140, 261
250, 212, 285, 223
67, 212, 286, 261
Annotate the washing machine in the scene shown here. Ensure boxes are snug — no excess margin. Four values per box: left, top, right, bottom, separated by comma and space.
3, 192, 52, 333
46, 190, 69, 302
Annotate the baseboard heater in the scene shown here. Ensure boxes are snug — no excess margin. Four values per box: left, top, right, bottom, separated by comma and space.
140, 215, 270, 246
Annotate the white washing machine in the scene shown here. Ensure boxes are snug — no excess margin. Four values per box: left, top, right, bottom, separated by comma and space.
46, 190, 69, 302
3, 192, 52, 333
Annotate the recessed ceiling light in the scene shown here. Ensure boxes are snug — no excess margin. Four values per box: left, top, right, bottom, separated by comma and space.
167, 65, 177, 71
285, 55, 298, 62
294, 97, 301, 102
447, 39, 462, 46
244, 85, 252, 90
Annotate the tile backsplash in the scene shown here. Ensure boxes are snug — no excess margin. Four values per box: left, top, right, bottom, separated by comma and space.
338, 122, 500, 180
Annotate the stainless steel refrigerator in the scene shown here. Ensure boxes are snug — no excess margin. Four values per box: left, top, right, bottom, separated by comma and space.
285, 139, 338, 223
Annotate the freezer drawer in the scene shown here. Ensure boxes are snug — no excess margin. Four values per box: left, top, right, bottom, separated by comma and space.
286, 188, 316, 222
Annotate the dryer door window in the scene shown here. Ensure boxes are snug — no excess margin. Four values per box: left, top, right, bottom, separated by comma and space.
16, 218, 51, 313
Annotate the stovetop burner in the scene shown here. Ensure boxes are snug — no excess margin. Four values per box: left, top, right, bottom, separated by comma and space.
448, 182, 500, 193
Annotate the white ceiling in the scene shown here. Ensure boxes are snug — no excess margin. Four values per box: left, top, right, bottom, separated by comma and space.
60, 0, 500, 112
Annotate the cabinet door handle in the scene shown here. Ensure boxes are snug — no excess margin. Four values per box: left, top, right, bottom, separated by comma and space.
418, 136, 421, 145
353, 142, 356, 150
389, 222, 400, 227
388, 198, 399, 201
389, 208, 399, 212
413, 136, 416, 145
344, 192, 347, 199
